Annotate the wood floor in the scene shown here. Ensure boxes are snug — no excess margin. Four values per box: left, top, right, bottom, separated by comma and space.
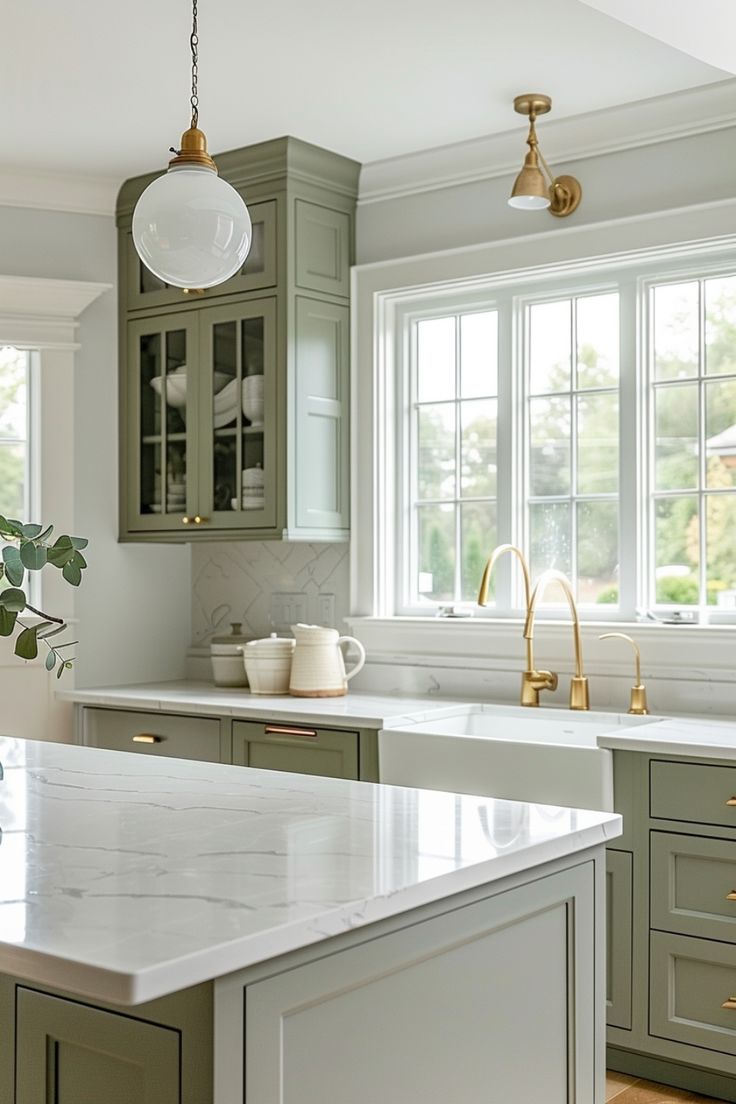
607, 1071, 730, 1103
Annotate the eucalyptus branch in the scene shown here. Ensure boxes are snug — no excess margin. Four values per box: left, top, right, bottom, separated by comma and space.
24, 605, 65, 626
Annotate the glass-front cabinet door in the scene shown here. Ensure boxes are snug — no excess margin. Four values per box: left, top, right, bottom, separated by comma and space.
199, 299, 277, 531
125, 199, 277, 311
126, 312, 199, 533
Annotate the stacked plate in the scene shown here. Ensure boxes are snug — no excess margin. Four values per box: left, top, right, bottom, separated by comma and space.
213, 378, 239, 428
231, 464, 264, 510
242, 375, 264, 427
167, 479, 186, 514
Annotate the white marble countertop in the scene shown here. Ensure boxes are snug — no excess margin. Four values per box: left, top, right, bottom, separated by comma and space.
62, 682, 460, 730
598, 715, 736, 758
0, 736, 620, 1006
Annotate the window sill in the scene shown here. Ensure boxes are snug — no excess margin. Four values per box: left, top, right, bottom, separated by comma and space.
344, 615, 736, 684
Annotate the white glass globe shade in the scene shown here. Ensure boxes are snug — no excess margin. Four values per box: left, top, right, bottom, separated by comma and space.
508, 194, 551, 210
132, 165, 252, 289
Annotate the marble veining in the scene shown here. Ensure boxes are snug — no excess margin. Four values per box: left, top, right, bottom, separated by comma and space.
0, 737, 619, 1004
598, 715, 736, 757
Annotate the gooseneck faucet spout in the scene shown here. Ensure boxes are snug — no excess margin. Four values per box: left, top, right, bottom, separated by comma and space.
524, 568, 589, 711
477, 544, 557, 707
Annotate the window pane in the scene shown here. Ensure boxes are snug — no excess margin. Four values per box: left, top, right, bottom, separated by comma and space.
654, 496, 699, 605
417, 503, 455, 602
578, 500, 618, 606
461, 501, 496, 601
705, 378, 736, 489
460, 311, 497, 398
529, 501, 571, 581
577, 293, 619, 390
417, 317, 455, 402
654, 281, 699, 380
655, 384, 698, 490
577, 392, 618, 494
0, 347, 28, 439
529, 396, 570, 495
461, 399, 496, 498
529, 299, 571, 394
706, 494, 736, 606
417, 405, 455, 500
0, 442, 25, 518
705, 275, 736, 376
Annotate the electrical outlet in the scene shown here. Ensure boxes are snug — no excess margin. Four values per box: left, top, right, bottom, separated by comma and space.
316, 594, 336, 627
270, 592, 308, 630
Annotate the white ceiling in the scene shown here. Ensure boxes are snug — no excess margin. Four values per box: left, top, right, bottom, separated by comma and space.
3, 0, 728, 182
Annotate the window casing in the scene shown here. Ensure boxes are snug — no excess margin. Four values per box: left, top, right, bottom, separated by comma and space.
394, 256, 736, 623
0, 346, 34, 523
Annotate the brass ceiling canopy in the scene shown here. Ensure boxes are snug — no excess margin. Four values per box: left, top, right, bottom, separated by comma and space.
509, 93, 582, 218
168, 126, 217, 172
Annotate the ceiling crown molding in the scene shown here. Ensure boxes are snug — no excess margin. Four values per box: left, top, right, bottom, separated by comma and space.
358, 78, 736, 206
0, 275, 112, 349
0, 168, 119, 217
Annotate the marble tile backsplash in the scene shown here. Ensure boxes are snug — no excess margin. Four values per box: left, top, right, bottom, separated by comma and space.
191, 542, 350, 646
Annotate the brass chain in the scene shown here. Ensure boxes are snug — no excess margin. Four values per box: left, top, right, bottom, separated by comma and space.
190, 0, 199, 128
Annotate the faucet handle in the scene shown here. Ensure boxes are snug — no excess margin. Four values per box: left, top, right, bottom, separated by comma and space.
599, 632, 649, 715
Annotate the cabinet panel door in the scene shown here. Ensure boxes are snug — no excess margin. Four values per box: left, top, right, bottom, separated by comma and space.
198, 299, 278, 532
606, 849, 633, 1030
294, 201, 350, 297
125, 200, 277, 310
232, 720, 358, 779
293, 297, 349, 534
244, 862, 596, 1104
651, 831, 736, 944
16, 988, 179, 1104
125, 312, 200, 534
83, 707, 225, 763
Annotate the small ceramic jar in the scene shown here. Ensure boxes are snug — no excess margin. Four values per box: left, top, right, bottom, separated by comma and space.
241, 634, 295, 694
210, 623, 251, 687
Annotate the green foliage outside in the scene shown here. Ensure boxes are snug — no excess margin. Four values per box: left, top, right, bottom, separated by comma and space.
0, 517, 88, 675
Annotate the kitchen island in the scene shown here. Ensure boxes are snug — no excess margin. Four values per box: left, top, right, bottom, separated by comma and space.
0, 735, 620, 1103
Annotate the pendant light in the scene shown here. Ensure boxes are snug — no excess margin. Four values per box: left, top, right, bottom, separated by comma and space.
132, 0, 252, 289
508, 94, 582, 218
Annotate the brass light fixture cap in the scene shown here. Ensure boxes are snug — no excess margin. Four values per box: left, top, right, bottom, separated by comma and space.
549, 174, 582, 218
513, 93, 552, 118
168, 127, 218, 172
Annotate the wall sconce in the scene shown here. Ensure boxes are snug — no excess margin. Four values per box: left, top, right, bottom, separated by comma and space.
508, 94, 582, 218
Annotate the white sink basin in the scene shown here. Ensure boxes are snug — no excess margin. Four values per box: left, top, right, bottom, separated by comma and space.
379, 704, 661, 812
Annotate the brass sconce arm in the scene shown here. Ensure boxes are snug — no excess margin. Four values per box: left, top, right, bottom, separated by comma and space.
524, 569, 589, 711
599, 633, 649, 715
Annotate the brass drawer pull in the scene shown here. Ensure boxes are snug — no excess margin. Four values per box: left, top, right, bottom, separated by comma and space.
727, 797, 736, 807
723, 997, 736, 1010
264, 725, 318, 738
727, 891, 736, 901
132, 734, 164, 744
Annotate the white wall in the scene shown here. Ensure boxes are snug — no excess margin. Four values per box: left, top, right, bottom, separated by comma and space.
0, 205, 191, 741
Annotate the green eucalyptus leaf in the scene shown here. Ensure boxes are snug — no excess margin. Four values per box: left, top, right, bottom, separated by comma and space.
0, 607, 17, 636
4, 519, 23, 537
20, 541, 47, 571
47, 537, 74, 568
21, 523, 42, 539
45, 650, 57, 671
56, 661, 68, 680
62, 559, 82, 586
2, 546, 24, 587
70, 536, 89, 551
0, 563, 4, 580
37, 525, 53, 542
38, 624, 67, 641
14, 626, 38, 660
0, 588, 27, 613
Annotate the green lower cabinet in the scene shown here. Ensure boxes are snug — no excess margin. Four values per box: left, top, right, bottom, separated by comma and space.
232, 719, 359, 779
606, 849, 633, 1030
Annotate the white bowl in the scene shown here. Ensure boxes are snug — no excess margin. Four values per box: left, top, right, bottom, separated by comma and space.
150, 374, 187, 409
214, 405, 238, 429
241, 637, 294, 694
213, 379, 238, 412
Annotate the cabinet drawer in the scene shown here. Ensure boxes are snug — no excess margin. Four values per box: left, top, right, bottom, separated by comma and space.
651, 831, 736, 943
651, 931, 736, 1059
83, 707, 224, 763
650, 760, 736, 829
232, 720, 358, 779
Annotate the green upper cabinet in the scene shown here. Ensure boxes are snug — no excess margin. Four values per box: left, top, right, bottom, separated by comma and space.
116, 137, 359, 543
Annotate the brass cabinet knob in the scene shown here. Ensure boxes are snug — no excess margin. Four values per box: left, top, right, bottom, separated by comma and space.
182, 516, 191, 525
599, 633, 649, 715
722, 997, 736, 1010
193, 515, 209, 525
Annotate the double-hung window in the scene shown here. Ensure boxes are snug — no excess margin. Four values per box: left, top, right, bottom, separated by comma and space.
397, 257, 736, 623
0, 346, 33, 522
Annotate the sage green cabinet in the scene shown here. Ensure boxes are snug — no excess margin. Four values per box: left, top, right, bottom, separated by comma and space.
117, 137, 359, 543
606, 849, 633, 1031
231, 719, 359, 779
82, 707, 228, 763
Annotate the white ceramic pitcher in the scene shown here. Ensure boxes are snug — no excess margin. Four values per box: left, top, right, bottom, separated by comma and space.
289, 624, 366, 698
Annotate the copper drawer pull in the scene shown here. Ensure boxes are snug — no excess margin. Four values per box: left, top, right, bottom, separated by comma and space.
132, 734, 164, 744
264, 725, 318, 738
726, 797, 736, 807
722, 997, 736, 1010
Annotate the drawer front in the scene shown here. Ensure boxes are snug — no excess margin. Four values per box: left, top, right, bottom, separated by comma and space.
651, 930, 736, 1059
232, 720, 358, 779
650, 760, 736, 829
83, 707, 224, 763
606, 849, 633, 1030
651, 831, 736, 943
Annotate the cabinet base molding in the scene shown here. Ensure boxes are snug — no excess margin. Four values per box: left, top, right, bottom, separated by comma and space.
608, 1040, 736, 1100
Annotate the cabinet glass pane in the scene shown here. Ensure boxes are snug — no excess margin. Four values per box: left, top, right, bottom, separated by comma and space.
139, 263, 167, 295
212, 315, 266, 512
138, 328, 190, 516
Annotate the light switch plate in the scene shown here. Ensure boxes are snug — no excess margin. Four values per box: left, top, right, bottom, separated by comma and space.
270, 592, 336, 632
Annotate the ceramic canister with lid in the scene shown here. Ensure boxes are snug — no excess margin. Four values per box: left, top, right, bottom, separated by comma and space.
210, 623, 251, 687
240, 633, 295, 694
